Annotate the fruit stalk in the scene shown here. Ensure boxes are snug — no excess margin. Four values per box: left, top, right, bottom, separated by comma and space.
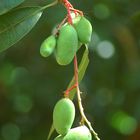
61, 0, 83, 24
62, 0, 73, 24
59, 1, 100, 139
74, 56, 100, 140
64, 84, 77, 97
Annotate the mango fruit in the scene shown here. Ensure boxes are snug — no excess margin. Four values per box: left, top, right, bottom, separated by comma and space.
40, 35, 56, 57
74, 16, 92, 44
54, 125, 92, 140
55, 24, 78, 65
72, 15, 81, 25
53, 98, 75, 135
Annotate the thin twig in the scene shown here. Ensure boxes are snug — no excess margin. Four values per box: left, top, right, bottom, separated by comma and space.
74, 56, 100, 140
53, 16, 68, 35
41, 0, 58, 11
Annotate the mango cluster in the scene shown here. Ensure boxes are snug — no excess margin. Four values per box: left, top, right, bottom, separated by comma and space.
40, 16, 92, 65
53, 98, 92, 140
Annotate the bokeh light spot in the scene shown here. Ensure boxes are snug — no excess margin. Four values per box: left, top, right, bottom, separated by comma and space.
110, 111, 137, 135
96, 40, 115, 59
94, 3, 111, 19
89, 32, 100, 50
13, 94, 33, 113
1, 123, 21, 140
10, 67, 30, 86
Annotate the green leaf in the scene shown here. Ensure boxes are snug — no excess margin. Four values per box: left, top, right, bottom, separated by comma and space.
47, 124, 55, 140
0, 0, 24, 15
69, 46, 89, 100
0, 7, 42, 52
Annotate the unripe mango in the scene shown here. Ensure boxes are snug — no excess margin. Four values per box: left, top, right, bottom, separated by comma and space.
74, 16, 92, 44
53, 98, 75, 135
40, 35, 56, 57
55, 24, 78, 65
72, 15, 81, 25
54, 125, 92, 140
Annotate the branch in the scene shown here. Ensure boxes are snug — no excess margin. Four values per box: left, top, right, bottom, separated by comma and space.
74, 56, 100, 140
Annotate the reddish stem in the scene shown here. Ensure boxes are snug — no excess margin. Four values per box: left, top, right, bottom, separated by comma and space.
63, 0, 73, 8
63, 0, 81, 97
69, 7, 84, 16
64, 84, 77, 97
61, 0, 84, 24
63, 0, 73, 24
64, 55, 79, 98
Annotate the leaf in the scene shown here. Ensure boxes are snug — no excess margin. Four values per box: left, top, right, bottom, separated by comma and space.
69, 46, 89, 100
0, 0, 24, 15
0, 7, 42, 52
47, 124, 55, 140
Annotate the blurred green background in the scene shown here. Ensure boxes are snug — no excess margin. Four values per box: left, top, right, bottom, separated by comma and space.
0, 0, 140, 140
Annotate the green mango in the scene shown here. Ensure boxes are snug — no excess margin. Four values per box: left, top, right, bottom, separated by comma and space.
55, 24, 78, 65
54, 125, 92, 140
53, 98, 75, 135
74, 16, 92, 44
40, 35, 56, 57
72, 15, 81, 25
